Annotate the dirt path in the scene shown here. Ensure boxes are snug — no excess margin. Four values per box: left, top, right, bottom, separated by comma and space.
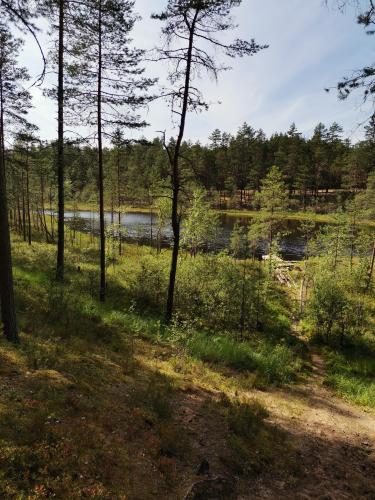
171, 354, 375, 499
249, 353, 375, 499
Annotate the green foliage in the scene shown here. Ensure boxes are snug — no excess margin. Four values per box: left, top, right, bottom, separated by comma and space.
304, 255, 373, 341
2, 236, 303, 497
155, 196, 172, 251
256, 165, 289, 213
323, 340, 375, 408
306, 271, 348, 340
132, 252, 289, 334
131, 254, 170, 309
6, 121, 375, 220
230, 223, 248, 258
186, 333, 302, 386
181, 189, 220, 255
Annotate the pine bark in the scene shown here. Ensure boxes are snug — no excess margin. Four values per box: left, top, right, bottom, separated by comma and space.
56, 0, 65, 281
165, 14, 197, 323
98, 0, 106, 302
0, 70, 18, 342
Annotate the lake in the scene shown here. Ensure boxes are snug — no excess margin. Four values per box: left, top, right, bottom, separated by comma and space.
47, 209, 320, 260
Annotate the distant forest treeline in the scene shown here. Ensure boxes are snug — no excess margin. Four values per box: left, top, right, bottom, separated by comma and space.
7, 120, 375, 213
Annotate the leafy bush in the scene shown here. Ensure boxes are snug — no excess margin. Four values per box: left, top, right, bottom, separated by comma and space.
131, 253, 289, 335
131, 254, 169, 309
305, 266, 371, 345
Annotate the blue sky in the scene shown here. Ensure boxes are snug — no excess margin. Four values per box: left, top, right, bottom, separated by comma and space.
19, 0, 374, 144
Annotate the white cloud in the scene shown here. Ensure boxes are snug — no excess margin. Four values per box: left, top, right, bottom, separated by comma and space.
16, 0, 374, 143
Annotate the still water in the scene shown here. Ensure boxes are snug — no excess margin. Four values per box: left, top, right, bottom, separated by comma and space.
50, 210, 318, 261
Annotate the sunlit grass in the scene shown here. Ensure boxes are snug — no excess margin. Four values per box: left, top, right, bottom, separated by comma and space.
186, 333, 303, 387
2, 234, 292, 497
324, 342, 375, 408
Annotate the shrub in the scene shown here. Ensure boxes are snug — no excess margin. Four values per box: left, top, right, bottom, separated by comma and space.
131, 253, 288, 335
305, 267, 370, 345
131, 255, 169, 310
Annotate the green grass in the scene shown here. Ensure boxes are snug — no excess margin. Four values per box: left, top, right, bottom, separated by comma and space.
3, 234, 296, 497
64, 201, 154, 213
186, 333, 303, 386
3, 230, 373, 497
323, 342, 375, 408
221, 209, 333, 222
0, 237, 179, 498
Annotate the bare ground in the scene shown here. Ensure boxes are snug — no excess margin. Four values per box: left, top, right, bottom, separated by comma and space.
1, 339, 374, 499
169, 353, 375, 500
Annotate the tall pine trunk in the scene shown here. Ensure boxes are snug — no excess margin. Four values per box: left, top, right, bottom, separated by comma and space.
0, 70, 18, 342
56, 0, 65, 281
21, 168, 26, 242
117, 147, 122, 256
25, 149, 31, 245
17, 195, 21, 235
98, 1, 106, 302
165, 15, 197, 323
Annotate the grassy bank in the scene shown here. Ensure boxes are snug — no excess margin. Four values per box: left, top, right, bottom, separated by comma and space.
0, 235, 305, 497
1, 232, 374, 497
64, 202, 154, 213
220, 209, 375, 227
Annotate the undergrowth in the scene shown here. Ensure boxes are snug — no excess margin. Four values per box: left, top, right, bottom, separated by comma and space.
0, 235, 302, 497
323, 339, 375, 408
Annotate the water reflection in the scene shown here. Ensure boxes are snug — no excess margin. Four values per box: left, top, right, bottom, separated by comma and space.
47, 209, 321, 261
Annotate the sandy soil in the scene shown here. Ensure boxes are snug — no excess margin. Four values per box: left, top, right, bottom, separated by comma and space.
173, 354, 375, 500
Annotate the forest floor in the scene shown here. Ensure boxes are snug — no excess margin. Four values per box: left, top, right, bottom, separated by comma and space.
1, 334, 374, 499
242, 353, 375, 499
0, 237, 374, 499
136, 344, 375, 499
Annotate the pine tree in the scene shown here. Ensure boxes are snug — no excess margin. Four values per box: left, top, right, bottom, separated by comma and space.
152, 0, 267, 322
0, 23, 32, 342
66, 0, 154, 301
40, 0, 68, 280
328, 1, 375, 124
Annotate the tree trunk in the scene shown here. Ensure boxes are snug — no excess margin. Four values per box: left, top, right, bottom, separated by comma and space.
117, 148, 122, 256
0, 71, 18, 342
366, 242, 375, 293
49, 186, 55, 240
56, 0, 65, 281
16, 195, 21, 233
98, 1, 106, 302
21, 168, 26, 242
25, 149, 31, 245
165, 13, 197, 323
111, 189, 114, 224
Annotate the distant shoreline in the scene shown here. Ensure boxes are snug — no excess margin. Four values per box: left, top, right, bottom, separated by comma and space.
61, 203, 375, 227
